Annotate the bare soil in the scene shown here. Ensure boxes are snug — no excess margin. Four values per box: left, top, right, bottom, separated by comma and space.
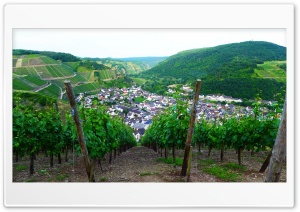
13, 146, 286, 183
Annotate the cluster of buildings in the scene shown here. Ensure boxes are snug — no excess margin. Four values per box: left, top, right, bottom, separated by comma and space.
76, 85, 273, 142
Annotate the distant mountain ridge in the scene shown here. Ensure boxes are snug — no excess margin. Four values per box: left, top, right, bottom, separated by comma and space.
114, 57, 168, 68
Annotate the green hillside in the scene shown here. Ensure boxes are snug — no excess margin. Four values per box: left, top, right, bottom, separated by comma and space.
140, 41, 286, 100
142, 41, 285, 80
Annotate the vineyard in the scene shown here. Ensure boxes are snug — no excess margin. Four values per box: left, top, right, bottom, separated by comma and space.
98, 69, 117, 80
12, 91, 286, 182
37, 84, 61, 98
72, 82, 103, 94
12, 54, 119, 96
141, 97, 282, 167
13, 95, 137, 179
254, 61, 286, 83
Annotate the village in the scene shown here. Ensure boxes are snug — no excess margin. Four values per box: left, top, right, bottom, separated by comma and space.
75, 85, 273, 142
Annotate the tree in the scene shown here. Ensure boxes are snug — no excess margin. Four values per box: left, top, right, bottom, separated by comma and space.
265, 98, 286, 182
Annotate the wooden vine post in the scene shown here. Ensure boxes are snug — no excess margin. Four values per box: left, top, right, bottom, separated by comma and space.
181, 79, 202, 176
265, 98, 286, 182
186, 146, 193, 182
64, 80, 95, 182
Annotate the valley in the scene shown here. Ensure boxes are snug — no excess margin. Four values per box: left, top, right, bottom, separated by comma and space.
12, 41, 287, 183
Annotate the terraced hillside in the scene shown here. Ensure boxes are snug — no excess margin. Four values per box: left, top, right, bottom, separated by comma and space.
254, 61, 286, 83
13, 54, 87, 99
13, 53, 126, 99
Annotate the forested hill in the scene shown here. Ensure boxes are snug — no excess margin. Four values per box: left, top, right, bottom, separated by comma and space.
141, 41, 286, 80
139, 41, 286, 100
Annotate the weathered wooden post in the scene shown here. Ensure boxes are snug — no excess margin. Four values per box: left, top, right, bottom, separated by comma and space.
186, 146, 193, 182
265, 98, 286, 182
64, 80, 95, 182
181, 80, 202, 176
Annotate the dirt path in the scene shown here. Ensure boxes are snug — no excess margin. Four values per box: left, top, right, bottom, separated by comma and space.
13, 146, 286, 183
92, 146, 178, 182
16, 58, 22, 67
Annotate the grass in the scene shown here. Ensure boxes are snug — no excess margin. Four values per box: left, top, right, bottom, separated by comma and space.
15, 164, 27, 171
199, 158, 215, 166
198, 159, 245, 182
39, 169, 48, 175
203, 166, 242, 182
139, 172, 152, 176
56, 174, 69, 181
156, 157, 183, 166
221, 162, 247, 171
100, 177, 108, 182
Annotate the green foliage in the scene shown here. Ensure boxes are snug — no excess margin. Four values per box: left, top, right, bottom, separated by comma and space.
193, 119, 213, 148
192, 101, 280, 164
78, 105, 137, 161
201, 77, 285, 100
141, 97, 190, 152
12, 95, 136, 175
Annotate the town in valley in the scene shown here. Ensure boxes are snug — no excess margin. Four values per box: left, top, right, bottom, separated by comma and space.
78, 85, 276, 142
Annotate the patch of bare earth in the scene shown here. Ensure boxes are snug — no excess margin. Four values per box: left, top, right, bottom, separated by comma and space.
13, 146, 286, 183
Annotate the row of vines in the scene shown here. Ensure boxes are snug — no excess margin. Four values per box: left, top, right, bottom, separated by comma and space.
141, 95, 283, 167
13, 95, 136, 175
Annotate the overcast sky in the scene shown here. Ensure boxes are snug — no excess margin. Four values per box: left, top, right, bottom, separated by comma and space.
13, 29, 286, 58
